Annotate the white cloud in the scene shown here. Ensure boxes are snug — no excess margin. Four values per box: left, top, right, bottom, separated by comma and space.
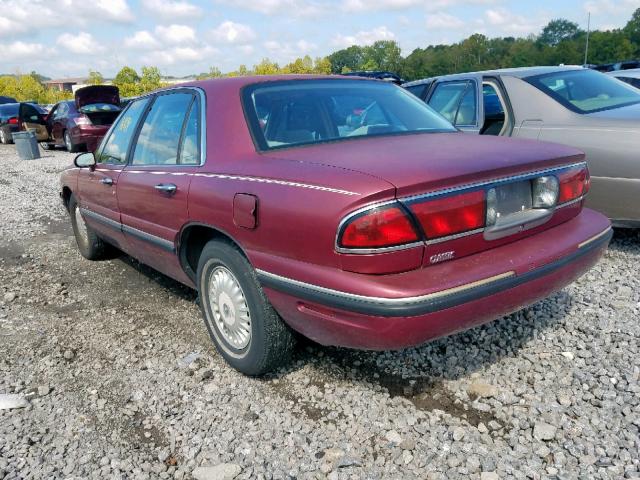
343, 0, 421, 12
141, 0, 201, 19
56, 32, 105, 55
483, 8, 543, 35
142, 45, 217, 66
155, 24, 197, 45
124, 30, 160, 50
332, 26, 396, 48
426, 12, 465, 30
209, 21, 257, 45
62, 0, 134, 23
0, 41, 50, 62
218, 0, 324, 16
262, 39, 317, 63
583, 0, 638, 15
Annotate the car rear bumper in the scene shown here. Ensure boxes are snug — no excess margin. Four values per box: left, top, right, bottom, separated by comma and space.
256, 208, 611, 349
71, 126, 109, 151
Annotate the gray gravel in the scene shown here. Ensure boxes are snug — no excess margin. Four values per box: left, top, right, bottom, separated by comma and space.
0, 143, 639, 479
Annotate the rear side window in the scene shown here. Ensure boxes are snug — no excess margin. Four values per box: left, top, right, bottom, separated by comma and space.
404, 83, 429, 99
97, 98, 150, 164
428, 80, 477, 126
526, 69, 640, 113
132, 93, 193, 166
0, 104, 18, 121
179, 100, 200, 165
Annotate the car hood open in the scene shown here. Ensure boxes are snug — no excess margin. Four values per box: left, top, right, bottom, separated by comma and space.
75, 85, 120, 109
268, 132, 585, 197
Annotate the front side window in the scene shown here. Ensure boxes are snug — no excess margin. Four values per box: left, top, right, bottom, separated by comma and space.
97, 97, 150, 164
243, 79, 455, 151
526, 69, 640, 113
132, 93, 193, 165
428, 80, 477, 126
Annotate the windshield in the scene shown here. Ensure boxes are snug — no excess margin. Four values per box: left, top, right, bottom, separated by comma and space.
243, 79, 456, 150
526, 69, 640, 114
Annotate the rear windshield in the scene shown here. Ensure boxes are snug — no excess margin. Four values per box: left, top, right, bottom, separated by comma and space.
79, 103, 121, 113
0, 104, 19, 116
242, 79, 456, 150
526, 69, 640, 114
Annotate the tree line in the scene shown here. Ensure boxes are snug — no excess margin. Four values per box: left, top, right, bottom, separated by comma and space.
1, 8, 638, 103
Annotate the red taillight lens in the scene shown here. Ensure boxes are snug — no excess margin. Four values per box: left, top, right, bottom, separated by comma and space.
8, 117, 18, 125
408, 190, 485, 239
558, 167, 589, 204
339, 205, 418, 249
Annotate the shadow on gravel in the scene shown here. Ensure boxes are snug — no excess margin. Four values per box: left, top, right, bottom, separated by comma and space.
609, 228, 640, 252
266, 290, 574, 426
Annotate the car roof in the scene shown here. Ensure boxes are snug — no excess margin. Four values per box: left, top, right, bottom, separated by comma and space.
608, 68, 640, 78
161, 74, 391, 95
402, 65, 586, 87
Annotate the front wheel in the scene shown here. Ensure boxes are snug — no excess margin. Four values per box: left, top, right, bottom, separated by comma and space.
68, 195, 107, 260
197, 240, 295, 375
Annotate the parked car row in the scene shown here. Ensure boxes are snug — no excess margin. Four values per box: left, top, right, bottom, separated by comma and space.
0, 85, 121, 153
61, 74, 615, 375
403, 66, 640, 228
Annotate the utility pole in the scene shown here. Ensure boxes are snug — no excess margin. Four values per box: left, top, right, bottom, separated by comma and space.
584, 12, 591, 66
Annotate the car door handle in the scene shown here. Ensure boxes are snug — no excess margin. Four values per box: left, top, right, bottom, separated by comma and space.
154, 183, 177, 194
99, 178, 113, 186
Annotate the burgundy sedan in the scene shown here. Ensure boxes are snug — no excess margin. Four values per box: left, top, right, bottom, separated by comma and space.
60, 76, 611, 375
46, 85, 121, 152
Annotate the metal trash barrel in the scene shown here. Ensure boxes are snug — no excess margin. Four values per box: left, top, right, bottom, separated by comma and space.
12, 130, 41, 160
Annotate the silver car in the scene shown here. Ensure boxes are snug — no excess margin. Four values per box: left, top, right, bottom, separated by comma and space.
404, 66, 640, 227
608, 68, 640, 90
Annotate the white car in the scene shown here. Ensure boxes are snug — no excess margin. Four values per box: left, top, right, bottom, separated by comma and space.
608, 68, 640, 90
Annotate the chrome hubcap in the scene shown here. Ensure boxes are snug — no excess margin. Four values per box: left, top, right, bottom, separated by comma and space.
65, 133, 71, 149
207, 266, 251, 349
74, 206, 89, 248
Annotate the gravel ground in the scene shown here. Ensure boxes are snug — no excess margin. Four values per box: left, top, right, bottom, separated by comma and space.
0, 143, 638, 480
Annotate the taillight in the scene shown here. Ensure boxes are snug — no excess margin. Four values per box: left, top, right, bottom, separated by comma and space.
75, 115, 91, 126
558, 166, 589, 204
408, 190, 485, 239
338, 204, 419, 249
8, 117, 18, 125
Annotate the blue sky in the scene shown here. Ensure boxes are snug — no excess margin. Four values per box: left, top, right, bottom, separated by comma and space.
0, 0, 637, 78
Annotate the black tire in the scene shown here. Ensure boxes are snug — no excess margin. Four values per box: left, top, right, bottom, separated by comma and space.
197, 240, 295, 375
64, 130, 80, 153
0, 128, 12, 145
68, 195, 107, 260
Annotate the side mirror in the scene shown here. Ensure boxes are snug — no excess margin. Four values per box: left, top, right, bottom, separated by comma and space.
74, 152, 96, 168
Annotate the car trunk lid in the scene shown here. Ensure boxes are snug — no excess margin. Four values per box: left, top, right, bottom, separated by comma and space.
75, 85, 120, 110
269, 133, 584, 197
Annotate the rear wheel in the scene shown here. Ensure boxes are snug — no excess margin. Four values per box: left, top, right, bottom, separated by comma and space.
197, 240, 295, 375
0, 128, 12, 144
64, 131, 80, 153
68, 195, 107, 260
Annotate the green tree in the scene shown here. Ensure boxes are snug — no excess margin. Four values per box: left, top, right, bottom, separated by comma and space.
624, 8, 640, 48
113, 66, 141, 97
113, 66, 140, 85
196, 67, 223, 80
140, 66, 163, 92
87, 70, 104, 85
328, 45, 366, 74
253, 58, 280, 75
363, 40, 402, 72
538, 19, 582, 46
